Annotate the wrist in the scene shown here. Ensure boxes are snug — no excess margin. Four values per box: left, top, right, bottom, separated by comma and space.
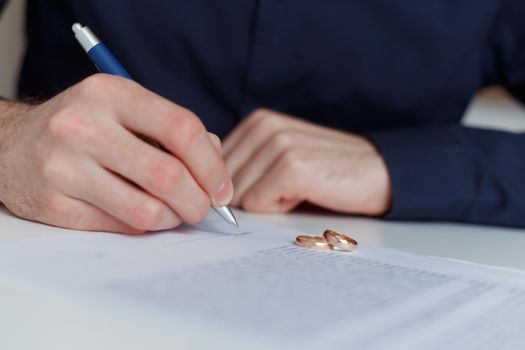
0, 100, 32, 147
360, 136, 393, 216
0, 100, 33, 205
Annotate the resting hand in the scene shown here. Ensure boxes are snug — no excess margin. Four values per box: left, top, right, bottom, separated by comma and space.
223, 109, 391, 215
0, 74, 233, 234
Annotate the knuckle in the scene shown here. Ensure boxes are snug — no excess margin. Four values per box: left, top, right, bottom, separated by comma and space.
47, 107, 105, 148
47, 108, 76, 140
185, 199, 210, 225
268, 131, 294, 151
248, 108, 271, 122
76, 74, 117, 98
149, 160, 184, 194
127, 200, 164, 230
253, 112, 282, 135
41, 154, 74, 186
169, 111, 205, 146
279, 148, 304, 173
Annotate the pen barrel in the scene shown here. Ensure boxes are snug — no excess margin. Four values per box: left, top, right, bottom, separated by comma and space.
87, 43, 132, 79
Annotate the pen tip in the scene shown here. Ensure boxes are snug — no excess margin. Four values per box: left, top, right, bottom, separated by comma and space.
211, 206, 239, 228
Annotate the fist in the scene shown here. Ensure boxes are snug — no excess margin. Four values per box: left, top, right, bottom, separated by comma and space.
0, 74, 233, 234
223, 109, 391, 215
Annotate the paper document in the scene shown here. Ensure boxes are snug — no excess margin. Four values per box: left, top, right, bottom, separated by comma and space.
1, 219, 525, 350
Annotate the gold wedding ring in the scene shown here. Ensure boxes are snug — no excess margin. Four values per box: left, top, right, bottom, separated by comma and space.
323, 229, 358, 252
295, 230, 358, 252
295, 235, 331, 251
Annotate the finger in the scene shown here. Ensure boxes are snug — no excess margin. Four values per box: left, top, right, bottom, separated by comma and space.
223, 112, 288, 176
229, 129, 341, 206
223, 109, 313, 157
117, 97, 232, 206
65, 161, 181, 231
85, 75, 232, 206
239, 152, 306, 213
222, 109, 274, 156
223, 110, 320, 176
208, 132, 222, 155
223, 108, 352, 158
94, 126, 211, 224
222, 109, 284, 163
231, 131, 305, 205
43, 195, 145, 235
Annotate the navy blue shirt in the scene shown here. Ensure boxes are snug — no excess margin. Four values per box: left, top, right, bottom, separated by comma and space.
1, 0, 525, 227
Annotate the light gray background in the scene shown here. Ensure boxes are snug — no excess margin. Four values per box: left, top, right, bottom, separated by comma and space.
0, 0, 25, 98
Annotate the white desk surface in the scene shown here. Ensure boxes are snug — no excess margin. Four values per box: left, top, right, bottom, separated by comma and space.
1, 205, 525, 270
239, 211, 525, 270
0, 209, 525, 270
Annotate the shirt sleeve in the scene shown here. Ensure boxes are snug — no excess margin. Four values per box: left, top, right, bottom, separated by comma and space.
365, 0, 525, 228
367, 125, 525, 228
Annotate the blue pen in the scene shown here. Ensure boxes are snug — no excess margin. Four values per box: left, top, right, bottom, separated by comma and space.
72, 23, 239, 228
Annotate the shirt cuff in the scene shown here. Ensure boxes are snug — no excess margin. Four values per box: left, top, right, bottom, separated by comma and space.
365, 125, 479, 221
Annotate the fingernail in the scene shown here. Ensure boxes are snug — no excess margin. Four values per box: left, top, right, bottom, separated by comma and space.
213, 179, 234, 207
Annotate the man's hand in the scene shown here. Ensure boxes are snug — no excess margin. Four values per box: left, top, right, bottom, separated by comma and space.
223, 109, 391, 215
0, 74, 233, 234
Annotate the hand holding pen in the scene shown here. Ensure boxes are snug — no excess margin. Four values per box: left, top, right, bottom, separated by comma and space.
0, 25, 236, 234
73, 23, 238, 227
